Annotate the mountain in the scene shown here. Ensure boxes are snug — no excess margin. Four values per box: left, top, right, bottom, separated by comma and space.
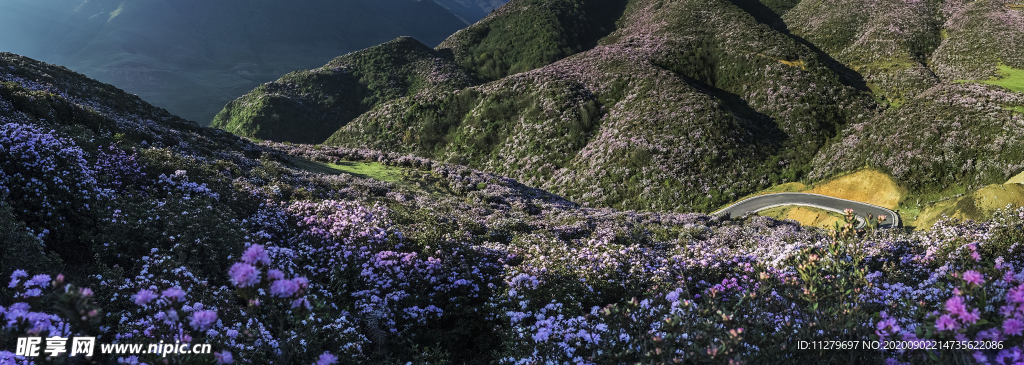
218, 0, 875, 213
215, 0, 1024, 215
0, 0, 472, 124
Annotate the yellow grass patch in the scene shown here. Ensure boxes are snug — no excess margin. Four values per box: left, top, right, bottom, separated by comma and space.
916, 184, 1024, 229
759, 206, 845, 228
806, 169, 904, 209
779, 59, 806, 70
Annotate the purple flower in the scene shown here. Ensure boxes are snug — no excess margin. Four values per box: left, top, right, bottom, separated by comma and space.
963, 270, 984, 285
293, 277, 309, 289
1004, 318, 1024, 336
291, 297, 311, 310
228, 263, 261, 288
0, 351, 17, 364
267, 269, 285, 281
24, 274, 50, 288
962, 308, 981, 324
134, 289, 158, 306
190, 310, 217, 331
270, 279, 299, 298
214, 350, 233, 364
936, 315, 957, 331
8, 270, 27, 288
978, 328, 1002, 341
1008, 285, 1024, 304
945, 296, 968, 317
316, 352, 337, 365
241, 244, 271, 266
876, 318, 900, 333
162, 287, 186, 302
996, 347, 1024, 364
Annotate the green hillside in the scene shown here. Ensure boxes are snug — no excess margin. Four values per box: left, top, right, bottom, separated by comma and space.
783, 0, 944, 105
436, 0, 628, 80
211, 37, 475, 144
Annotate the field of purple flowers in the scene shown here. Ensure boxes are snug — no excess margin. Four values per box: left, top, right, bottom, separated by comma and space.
3, 52, 1024, 364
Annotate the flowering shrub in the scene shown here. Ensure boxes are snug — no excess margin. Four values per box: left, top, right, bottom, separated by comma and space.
0, 123, 101, 243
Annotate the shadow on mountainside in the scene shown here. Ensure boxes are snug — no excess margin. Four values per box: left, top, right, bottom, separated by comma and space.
727, 0, 871, 94
681, 73, 789, 150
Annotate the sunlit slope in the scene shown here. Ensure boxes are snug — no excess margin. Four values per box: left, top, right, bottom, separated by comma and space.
916, 183, 1024, 229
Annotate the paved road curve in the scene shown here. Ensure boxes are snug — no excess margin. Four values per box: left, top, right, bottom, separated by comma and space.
712, 193, 900, 229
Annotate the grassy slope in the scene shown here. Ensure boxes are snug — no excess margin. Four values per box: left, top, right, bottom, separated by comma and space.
288, 158, 404, 183
325, 0, 872, 213
980, 65, 1024, 93
211, 37, 475, 144
728, 167, 1024, 231
721, 168, 906, 225
915, 183, 1024, 230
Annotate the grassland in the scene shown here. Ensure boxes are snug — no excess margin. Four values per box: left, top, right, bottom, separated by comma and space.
288, 158, 405, 183
979, 65, 1024, 93
805, 169, 904, 209
732, 168, 1024, 230
958, 65, 1024, 93
1007, 170, 1024, 185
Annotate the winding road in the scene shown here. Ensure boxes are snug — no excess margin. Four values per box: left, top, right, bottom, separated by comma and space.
712, 192, 900, 229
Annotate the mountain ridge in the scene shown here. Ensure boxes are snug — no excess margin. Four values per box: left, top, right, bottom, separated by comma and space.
0, 0, 482, 124
214, 0, 1024, 215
